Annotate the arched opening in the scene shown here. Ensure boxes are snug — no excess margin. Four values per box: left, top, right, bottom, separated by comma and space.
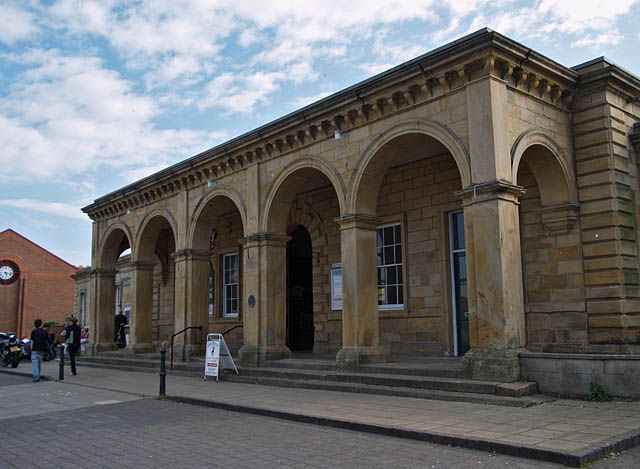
95, 226, 132, 348
133, 215, 176, 350
516, 144, 586, 352
287, 225, 314, 351
354, 131, 467, 357
264, 165, 343, 354
191, 194, 246, 353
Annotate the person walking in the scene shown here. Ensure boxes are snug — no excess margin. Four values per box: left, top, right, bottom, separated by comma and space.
114, 310, 128, 348
30, 319, 49, 382
64, 318, 81, 376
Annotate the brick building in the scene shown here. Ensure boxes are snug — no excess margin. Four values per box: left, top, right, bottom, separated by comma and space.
0, 229, 77, 337
80, 30, 640, 396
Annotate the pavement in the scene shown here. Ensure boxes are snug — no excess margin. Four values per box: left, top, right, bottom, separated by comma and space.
1, 360, 640, 467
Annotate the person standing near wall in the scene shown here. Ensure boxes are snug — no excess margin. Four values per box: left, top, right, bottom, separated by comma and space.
64, 318, 81, 375
30, 319, 48, 382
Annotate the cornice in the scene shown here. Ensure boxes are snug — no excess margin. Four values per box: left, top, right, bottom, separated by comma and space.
83, 29, 580, 222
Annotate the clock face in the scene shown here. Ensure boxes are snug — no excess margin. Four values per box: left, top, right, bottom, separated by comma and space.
0, 261, 19, 285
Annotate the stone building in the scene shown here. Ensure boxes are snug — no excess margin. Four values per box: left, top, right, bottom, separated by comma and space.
0, 229, 77, 336
81, 29, 640, 393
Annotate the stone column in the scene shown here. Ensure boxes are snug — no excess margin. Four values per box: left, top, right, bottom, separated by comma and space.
237, 233, 291, 366
456, 182, 526, 381
127, 261, 156, 352
335, 214, 386, 370
173, 249, 210, 357
90, 268, 117, 354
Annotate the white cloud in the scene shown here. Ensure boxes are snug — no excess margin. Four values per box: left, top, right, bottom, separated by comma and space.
0, 199, 86, 220
0, 50, 217, 183
0, 3, 39, 45
291, 91, 334, 109
572, 31, 624, 48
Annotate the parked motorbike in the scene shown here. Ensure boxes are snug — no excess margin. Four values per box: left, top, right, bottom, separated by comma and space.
1, 333, 22, 368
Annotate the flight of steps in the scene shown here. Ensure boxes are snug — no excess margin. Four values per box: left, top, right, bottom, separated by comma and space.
78, 353, 545, 407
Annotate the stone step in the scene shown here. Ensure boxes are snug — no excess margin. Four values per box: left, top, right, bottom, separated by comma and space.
224, 375, 546, 408
262, 358, 468, 378
236, 366, 532, 396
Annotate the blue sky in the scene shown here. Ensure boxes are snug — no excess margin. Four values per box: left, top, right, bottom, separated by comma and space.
1, 0, 639, 266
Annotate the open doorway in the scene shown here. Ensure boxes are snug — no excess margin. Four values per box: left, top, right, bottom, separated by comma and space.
286, 225, 314, 351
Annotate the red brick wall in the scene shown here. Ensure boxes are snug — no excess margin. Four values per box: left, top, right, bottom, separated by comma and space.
0, 231, 76, 338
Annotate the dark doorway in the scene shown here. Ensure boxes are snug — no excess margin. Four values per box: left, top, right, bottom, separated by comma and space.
287, 225, 314, 351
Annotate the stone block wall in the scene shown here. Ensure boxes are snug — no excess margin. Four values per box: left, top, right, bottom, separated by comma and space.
573, 85, 640, 347
518, 162, 588, 351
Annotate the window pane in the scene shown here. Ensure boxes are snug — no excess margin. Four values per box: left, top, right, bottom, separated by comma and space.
386, 266, 397, 285
384, 246, 395, 265
397, 285, 404, 304
387, 286, 397, 305
384, 226, 394, 244
376, 229, 383, 248
394, 224, 401, 241
378, 267, 386, 285
376, 247, 383, 266
397, 267, 403, 284
395, 245, 402, 264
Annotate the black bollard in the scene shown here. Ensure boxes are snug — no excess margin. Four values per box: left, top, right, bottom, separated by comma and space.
159, 348, 166, 396
58, 344, 65, 381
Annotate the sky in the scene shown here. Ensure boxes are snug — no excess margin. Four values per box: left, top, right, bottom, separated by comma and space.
1, 0, 639, 267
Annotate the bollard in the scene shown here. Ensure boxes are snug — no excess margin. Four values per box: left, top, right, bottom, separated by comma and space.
159, 348, 166, 396
58, 344, 65, 381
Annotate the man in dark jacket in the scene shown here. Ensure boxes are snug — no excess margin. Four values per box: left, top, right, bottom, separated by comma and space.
64, 318, 82, 376
30, 319, 49, 382
114, 311, 128, 347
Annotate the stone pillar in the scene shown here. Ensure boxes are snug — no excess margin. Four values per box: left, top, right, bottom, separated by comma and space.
335, 214, 386, 369
127, 261, 156, 352
173, 249, 210, 357
90, 268, 117, 354
237, 233, 291, 366
572, 61, 640, 346
456, 182, 527, 381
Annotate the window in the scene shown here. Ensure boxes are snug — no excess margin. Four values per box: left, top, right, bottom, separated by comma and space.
115, 284, 122, 315
208, 262, 215, 318
79, 292, 87, 326
449, 211, 469, 356
222, 253, 239, 317
376, 223, 404, 310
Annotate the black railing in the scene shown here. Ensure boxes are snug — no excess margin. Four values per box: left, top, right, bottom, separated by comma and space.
170, 326, 202, 370
221, 324, 243, 336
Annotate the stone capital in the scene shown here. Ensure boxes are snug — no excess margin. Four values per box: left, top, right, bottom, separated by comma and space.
172, 249, 211, 262
130, 260, 156, 271
454, 180, 525, 206
537, 203, 580, 235
334, 213, 380, 231
240, 232, 290, 248
90, 268, 116, 278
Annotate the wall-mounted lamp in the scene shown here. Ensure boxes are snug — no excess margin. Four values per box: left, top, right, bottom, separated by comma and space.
207, 180, 214, 188
312, 251, 321, 263
126, 208, 132, 215
334, 130, 341, 140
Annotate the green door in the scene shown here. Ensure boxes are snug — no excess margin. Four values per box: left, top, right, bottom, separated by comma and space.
450, 212, 469, 356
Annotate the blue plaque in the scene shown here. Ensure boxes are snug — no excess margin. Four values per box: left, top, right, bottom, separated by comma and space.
248, 295, 256, 308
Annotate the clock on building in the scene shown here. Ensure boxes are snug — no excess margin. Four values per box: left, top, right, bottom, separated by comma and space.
0, 260, 19, 285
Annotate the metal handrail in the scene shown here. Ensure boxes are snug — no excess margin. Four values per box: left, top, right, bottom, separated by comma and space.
221, 324, 243, 336
170, 326, 202, 370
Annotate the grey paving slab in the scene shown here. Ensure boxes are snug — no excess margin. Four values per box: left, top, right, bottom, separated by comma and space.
2, 361, 640, 467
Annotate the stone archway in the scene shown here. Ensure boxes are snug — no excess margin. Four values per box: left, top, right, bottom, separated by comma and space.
93, 223, 133, 352
513, 133, 585, 352
344, 121, 469, 365
187, 190, 247, 356
130, 211, 178, 352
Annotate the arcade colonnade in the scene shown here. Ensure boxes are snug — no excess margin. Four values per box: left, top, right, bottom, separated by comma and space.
82, 31, 640, 382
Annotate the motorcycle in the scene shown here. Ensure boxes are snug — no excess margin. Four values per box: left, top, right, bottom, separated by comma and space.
1, 333, 22, 368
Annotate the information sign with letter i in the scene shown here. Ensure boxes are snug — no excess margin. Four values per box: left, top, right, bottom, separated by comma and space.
204, 333, 239, 381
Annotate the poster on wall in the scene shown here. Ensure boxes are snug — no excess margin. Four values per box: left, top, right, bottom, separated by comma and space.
330, 268, 342, 311
124, 303, 131, 321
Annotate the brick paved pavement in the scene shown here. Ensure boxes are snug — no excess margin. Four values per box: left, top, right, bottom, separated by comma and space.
1, 362, 639, 467
0, 391, 637, 469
